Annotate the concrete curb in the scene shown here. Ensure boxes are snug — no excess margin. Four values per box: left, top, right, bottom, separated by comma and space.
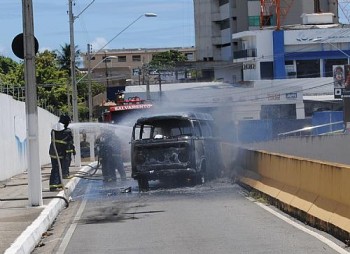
4, 163, 96, 254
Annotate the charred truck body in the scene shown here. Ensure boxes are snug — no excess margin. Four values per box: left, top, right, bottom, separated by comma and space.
131, 112, 223, 191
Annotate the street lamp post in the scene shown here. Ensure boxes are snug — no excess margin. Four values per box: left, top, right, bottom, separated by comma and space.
68, 0, 81, 167
69, 9, 156, 121
68, 0, 95, 122
68, 9, 156, 165
92, 13, 157, 56
87, 44, 92, 122
69, 0, 78, 123
81, 13, 157, 120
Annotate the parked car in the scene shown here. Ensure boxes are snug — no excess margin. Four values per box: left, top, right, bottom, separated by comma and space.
130, 112, 223, 191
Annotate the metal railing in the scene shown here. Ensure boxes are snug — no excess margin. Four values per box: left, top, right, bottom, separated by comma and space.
0, 85, 59, 115
233, 48, 257, 59
277, 121, 344, 137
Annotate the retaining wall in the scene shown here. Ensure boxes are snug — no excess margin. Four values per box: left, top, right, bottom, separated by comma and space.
0, 93, 58, 181
220, 142, 350, 242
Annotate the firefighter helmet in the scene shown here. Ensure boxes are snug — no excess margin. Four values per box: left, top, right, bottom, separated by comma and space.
59, 115, 71, 125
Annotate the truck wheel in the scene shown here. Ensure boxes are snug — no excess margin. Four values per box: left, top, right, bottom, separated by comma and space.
138, 178, 149, 192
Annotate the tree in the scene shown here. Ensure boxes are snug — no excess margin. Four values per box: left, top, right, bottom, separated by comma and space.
147, 50, 188, 84
0, 56, 22, 85
35, 50, 70, 115
36, 50, 68, 86
149, 50, 187, 70
0, 46, 106, 121
0, 56, 18, 75
55, 43, 81, 75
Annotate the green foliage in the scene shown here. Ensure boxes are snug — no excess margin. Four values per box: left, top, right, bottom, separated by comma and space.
149, 50, 187, 69
0, 45, 103, 121
0, 56, 23, 85
36, 50, 68, 86
0, 56, 18, 75
55, 43, 81, 75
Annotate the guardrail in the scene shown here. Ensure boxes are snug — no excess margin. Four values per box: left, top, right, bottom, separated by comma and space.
277, 121, 344, 137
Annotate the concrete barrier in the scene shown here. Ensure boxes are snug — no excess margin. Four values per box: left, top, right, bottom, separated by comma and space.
227, 146, 350, 242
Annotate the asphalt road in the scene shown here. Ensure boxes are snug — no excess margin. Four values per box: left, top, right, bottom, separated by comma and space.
33, 174, 348, 254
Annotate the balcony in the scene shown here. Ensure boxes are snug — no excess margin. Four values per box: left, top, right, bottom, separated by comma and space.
233, 48, 257, 59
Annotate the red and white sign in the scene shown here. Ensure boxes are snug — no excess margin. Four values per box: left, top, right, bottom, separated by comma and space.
109, 104, 153, 112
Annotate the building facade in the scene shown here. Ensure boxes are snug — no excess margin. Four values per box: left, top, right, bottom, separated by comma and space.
233, 25, 350, 81
193, 0, 339, 83
80, 47, 196, 102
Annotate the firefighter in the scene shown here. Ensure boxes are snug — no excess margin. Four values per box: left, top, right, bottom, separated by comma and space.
97, 129, 126, 182
61, 115, 75, 179
49, 115, 74, 191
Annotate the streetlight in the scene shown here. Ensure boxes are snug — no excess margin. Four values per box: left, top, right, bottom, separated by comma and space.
68, 8, 156, 166
83, 13, 157, 121
73, 12, 157, 122
68, 0, 96, 123
92, 13, 157, 57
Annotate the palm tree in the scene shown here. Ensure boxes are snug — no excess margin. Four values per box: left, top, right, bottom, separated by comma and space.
55, 43, 81, 75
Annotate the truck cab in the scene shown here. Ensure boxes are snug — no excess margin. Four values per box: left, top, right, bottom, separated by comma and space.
131, 112, 223, 191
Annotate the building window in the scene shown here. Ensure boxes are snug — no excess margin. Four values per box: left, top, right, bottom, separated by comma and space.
260, 62, 274, 79
248, 16, 260, 26
102, 56, 111, 62
185, 53, 194, 61
261, 104, 296, 119
220, 19, 230, 30
232, 17, 238, 33
132, 55, 141, 62
219, 0, 229, 6
296, 60, 320, 78
118, 56, 126, 62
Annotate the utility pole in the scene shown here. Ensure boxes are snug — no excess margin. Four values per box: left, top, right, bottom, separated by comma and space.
68, 0, 81, 167
158, 71, 162, 99
87, 44, 93, 121
22, 0, 43, 206
69, 0, 78, 123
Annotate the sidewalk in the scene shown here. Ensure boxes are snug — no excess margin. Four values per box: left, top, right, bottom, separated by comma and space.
0, 161, 94, 254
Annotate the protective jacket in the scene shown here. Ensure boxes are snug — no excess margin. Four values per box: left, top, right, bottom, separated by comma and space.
49, 127, 74, 159
97, 131, 126, 181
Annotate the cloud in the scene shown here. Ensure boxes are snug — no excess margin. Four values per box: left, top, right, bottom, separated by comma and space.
0, 45, 7, 55
39, 46, 53, 53
90, 37, 109, 52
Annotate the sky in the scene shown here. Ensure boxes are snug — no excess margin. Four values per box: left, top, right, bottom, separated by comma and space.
0, 0, 195, 60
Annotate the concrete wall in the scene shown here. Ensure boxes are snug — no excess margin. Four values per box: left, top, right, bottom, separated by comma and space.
244, 134, 350, 166
0, 93, 58, 181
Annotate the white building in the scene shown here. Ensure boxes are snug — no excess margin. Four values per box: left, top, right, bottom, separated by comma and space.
193, 0, 339, 83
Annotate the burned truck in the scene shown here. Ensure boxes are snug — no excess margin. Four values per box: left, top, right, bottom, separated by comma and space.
131, 112, 223, 191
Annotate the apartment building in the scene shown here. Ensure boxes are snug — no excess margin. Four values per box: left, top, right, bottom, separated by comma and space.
80, 47, 195, 101
193, 0, 339, 83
